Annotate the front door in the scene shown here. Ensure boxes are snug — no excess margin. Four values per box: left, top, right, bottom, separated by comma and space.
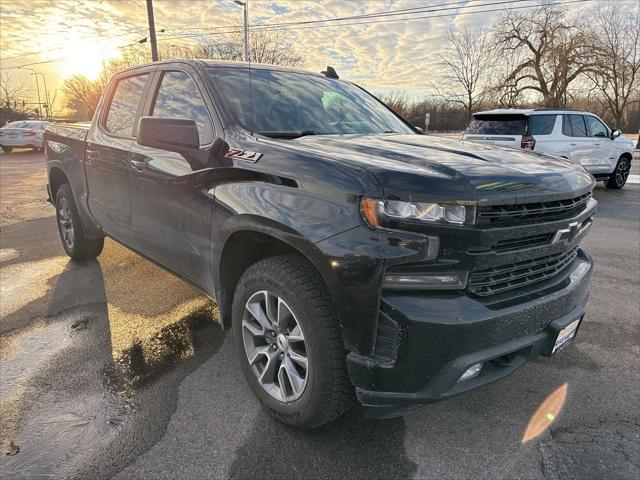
128, 69, 217, 290
85, 72, 150, 243
584, 115, 616, 172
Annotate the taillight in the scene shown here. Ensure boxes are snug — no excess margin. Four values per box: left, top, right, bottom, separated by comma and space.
23, 131, 37, 136
521, 135, 536, 150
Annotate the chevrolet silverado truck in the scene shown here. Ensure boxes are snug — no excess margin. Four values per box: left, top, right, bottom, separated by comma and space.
45, 60, 596, 429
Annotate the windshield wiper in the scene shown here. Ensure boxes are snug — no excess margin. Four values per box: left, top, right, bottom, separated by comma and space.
258, 131, 319, 139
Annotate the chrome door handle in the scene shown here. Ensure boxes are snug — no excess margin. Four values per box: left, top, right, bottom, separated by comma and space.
569, 142, 577, 146
130, 159, 148, 171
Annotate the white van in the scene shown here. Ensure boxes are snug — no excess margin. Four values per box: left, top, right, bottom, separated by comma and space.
463, 109, 635, 189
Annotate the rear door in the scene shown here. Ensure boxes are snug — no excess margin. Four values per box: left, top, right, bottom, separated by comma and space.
463, 114, 526, 148
128, 67, 218, 289
85, 71, 152, 243
562, 114, 594, 167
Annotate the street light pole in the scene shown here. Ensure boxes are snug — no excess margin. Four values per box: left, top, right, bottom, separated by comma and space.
19, 67, 42, 118
39, 74, 51, 118
234, 0, 249, 62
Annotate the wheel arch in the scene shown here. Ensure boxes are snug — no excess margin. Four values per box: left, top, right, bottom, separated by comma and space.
49, 166, 69, 199
619, 151, 633, 164
215, 218, 340, 333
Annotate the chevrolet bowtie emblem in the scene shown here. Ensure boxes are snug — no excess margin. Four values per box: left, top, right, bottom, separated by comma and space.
552, 221, 582, 245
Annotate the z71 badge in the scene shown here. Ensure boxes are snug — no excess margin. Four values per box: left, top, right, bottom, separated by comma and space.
225, 148, 263, 163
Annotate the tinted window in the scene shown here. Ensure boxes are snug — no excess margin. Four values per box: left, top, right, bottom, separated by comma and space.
562, 115, 573, 136
105, 74, 148, 136
465, 115, 527, 135
207, 67, 413, 135
152, 71, 213, 145
528, 115, 557, 135
585, 115, 608, 137
568, 115, 587, 137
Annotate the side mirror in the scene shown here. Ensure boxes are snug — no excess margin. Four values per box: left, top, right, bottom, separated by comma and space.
611, 129, 622, 140
414, 126, 424, 134
137, 116, 199, 153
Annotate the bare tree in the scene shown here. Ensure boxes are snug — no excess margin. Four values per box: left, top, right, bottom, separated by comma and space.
376, 91, 410, 117
61, 75, 102, 118
0, 71, 34, 122
493, 3, 596, 108
191, 28, 302, 67
434, 27, 492, 120
486, 49, 529, 108
585, 2, 640, 130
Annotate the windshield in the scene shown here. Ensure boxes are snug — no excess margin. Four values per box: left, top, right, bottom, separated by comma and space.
466, 114, 527, 135
207, 67, 413, 137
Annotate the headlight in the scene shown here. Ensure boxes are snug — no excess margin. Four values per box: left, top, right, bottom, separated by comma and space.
361, 198, 474, 228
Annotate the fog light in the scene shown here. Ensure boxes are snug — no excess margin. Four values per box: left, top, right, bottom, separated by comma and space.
457, 362, 483, 382
383, 272, 467, 290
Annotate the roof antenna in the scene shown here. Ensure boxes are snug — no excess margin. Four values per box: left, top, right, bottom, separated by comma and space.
321, 66, 339, 79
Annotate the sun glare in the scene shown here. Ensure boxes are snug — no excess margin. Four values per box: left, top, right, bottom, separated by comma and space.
60, 41, 120, 80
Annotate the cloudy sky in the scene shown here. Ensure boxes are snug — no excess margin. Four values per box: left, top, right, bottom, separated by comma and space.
0, 0, 633, 112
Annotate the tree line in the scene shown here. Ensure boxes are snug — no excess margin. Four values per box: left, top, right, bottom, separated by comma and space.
9, 1, 637, 132
382, 1, 639, 132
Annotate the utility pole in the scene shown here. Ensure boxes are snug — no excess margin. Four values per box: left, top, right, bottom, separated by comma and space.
146, 0, 159, 61
234, 0, 249, 62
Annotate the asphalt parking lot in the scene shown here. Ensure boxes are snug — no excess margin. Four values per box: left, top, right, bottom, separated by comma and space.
1, 149, 639, 480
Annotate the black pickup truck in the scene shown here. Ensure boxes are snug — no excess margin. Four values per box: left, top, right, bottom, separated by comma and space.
45, 60, 596, 429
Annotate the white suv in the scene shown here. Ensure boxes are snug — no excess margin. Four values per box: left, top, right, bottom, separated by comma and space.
463, 109, 635, 189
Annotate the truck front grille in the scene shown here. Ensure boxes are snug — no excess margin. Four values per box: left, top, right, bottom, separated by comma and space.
477, 193, 591, 225
468, 248, 579, 296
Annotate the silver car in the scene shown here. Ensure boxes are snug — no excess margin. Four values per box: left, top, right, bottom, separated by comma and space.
0, 120, 49, 153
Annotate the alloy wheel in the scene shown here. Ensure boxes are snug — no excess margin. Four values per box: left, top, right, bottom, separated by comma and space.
615, 160, 630, 187
58, 197, 75, 250
242, 290, 308, 402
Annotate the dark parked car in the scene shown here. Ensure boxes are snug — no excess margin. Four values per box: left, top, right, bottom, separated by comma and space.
44, 60, 596, 429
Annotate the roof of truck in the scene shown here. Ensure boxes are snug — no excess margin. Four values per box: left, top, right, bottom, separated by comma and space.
118, 59, 329, 78
473, 108, 588, 116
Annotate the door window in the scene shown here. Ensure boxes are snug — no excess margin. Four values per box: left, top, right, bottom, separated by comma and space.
152, 71, 213, 145
105, 74, 149, 137
585, 116, 609, 137
528, 115, 557, 135
566, 114, 587, 137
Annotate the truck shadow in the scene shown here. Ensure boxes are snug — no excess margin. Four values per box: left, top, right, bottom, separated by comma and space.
1, 246, 226, 478
228, 406, 417, 480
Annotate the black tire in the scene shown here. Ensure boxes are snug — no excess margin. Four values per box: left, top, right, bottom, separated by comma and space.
232, 254, 354, 429
605, 156, 631, 189
55, 183, 104, 260
2, 146, 13, 153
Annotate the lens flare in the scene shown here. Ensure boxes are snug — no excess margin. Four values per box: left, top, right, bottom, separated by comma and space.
522, 383, 568, 443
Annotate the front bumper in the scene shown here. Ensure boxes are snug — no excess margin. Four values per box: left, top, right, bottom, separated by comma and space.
347, 248, 593, 418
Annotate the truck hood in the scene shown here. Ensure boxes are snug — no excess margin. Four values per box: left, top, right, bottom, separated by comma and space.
281, 134, 595, 204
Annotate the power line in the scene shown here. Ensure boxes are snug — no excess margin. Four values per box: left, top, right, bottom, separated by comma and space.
1, 0, 593, 71
153, 0, 588, 43
250, 0, 590, 33
0, 28, 145, 62
0, 0, 532, 64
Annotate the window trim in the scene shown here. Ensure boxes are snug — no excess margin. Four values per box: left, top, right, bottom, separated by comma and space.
147, 68, 216, 148
99, 70, 155, 140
